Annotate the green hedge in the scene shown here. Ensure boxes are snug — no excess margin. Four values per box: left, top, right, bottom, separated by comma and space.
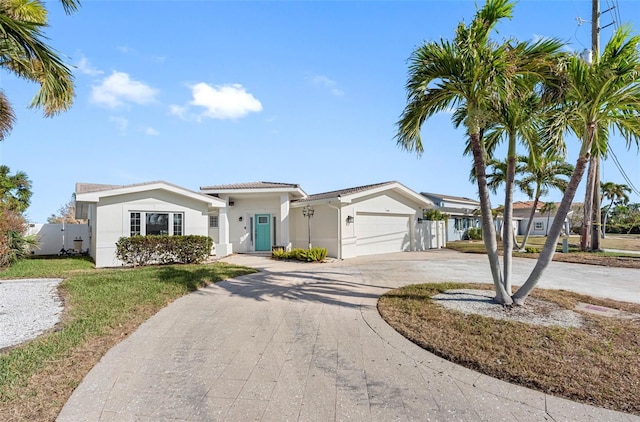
115, 235, 213, 267
272, 247, 328, 262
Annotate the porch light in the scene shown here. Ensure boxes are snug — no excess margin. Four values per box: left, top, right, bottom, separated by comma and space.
346, 215, 354, 224
238, 216, 243, 222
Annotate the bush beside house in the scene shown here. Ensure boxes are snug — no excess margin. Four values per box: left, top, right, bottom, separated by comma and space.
115, 235, 213, 267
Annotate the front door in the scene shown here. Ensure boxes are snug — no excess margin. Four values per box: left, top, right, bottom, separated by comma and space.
255, 214, 271, 251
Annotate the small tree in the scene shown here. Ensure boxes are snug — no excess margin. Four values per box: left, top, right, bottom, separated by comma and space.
48, 195, 85, 224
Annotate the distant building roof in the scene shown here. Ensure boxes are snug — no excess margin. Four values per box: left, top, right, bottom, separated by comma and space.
421, 192, 480, 205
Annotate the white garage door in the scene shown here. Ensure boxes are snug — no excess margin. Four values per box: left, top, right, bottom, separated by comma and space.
356, 213, 411, 256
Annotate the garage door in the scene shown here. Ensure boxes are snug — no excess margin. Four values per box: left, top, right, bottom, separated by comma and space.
355, 213, 411, 256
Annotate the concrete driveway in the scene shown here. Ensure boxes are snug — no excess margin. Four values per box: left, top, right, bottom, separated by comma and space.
58, 250, 640, 421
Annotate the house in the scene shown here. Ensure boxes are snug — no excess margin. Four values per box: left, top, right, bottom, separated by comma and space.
75, 181, 226, 268
75, 180, 444, 268
420, 192, 481, 241
513, 201, 571, 236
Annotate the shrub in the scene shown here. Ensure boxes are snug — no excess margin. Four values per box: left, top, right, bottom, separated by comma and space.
423, 209, 447, 221
0, 209, 38, 268
466, 227, 483, 240
115, 235, 213, 267
272, 247, 328, 262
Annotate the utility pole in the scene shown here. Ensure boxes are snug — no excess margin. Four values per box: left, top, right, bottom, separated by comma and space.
590, 0, 602, 251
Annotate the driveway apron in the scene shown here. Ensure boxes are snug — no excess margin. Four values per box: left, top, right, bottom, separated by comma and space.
58, 250, 640, 421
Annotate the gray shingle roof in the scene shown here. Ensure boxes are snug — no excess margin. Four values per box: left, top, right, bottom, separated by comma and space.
295, 181, 396, 203
200, 181, 300, 190
76, 181, 196, 195
421, 192, 480, 204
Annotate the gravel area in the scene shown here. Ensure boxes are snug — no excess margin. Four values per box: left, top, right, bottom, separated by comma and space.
432, 289, 583, 328
0, 278, 64, 350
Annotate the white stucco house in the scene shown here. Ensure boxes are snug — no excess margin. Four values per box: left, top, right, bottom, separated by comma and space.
421, 192, 481, 241
75, 180, 444, 268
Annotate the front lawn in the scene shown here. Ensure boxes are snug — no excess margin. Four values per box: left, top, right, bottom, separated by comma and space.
0, 257, 255, 422
378, 283, 640, 415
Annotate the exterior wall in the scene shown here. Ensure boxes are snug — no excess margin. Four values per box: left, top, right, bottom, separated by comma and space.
290, 204, 340, 257
520, 216, 552, 236
93, 190, 210, 268
218, 195, 285, 253
26, 223, 91, 255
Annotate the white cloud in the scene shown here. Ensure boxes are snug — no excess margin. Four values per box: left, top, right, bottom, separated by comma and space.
91, 72, 158, 108
169, 104, 188, 119
186, 83, 263, 120
75, 56, 103, 76
144, 127, 159, 136
308, 74, 344, 97
109, 116, 128, 134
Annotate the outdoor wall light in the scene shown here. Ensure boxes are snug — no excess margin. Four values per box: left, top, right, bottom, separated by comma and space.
346, 215, 354, 224
238, 216, 243, 222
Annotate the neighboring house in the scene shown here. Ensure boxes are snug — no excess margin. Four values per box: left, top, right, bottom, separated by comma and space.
75, 180, 444, 268
513, 201, 571, 236
421, 192, 480, 241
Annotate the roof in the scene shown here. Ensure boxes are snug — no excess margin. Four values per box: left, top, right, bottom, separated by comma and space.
293, 181, 434, 208
199, 181, 300, 190
75, 181, 225, 207
421, 192, 480, 205
296, 181, 394, 203
199, 181, 307, 199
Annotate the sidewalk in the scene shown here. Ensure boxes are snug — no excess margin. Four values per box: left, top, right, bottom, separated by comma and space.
58, 251, 640, 421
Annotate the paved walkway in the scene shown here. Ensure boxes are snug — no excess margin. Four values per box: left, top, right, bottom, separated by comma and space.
58, 250, 640, 421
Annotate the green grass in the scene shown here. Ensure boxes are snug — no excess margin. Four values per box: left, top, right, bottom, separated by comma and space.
0, 257, 256, 421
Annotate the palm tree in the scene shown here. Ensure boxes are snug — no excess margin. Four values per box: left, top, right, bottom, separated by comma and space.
0, 0, 79, 140
396, 0, 516, 304
0, 165, 32, 212
512, 26, 640, 304
539, 201, 557, 236
600, 181, 631, 237
518, 150, 574, 250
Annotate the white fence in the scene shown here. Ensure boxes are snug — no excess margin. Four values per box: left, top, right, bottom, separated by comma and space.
26, 224, 90, 256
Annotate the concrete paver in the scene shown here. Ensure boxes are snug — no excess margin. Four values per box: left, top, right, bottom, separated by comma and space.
57, 250, 640, 421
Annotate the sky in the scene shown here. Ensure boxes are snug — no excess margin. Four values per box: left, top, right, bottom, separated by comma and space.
1, 0, 639, 223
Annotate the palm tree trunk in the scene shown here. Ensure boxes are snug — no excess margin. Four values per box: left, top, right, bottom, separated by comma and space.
591, 158, 601, 250
502, 138, 517, 295
512, 155, 589, 305
519, 192, 540, 251
469, 133, 512, 305
581, 156, 597, 251
602, 200, 614, 238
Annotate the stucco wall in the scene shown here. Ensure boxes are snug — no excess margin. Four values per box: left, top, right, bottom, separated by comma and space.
220, 195, 283, 253
93, 189, 210, 268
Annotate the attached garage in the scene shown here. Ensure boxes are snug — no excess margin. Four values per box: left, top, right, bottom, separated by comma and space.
355, 213, 411, 256
290, 181, 441, 259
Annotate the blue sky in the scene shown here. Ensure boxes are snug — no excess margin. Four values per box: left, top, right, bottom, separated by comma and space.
1, 0, 639, 223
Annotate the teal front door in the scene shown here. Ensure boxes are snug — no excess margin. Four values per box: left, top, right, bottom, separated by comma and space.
255, 214, 271, 251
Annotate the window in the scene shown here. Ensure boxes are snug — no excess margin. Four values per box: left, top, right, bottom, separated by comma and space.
130, 212, 141, 236
534, 221, 544, 231
129, 212, 183, 236
173, 214, 183, 236
209, 215, 219, 228
258, 215, 269, 224
146, 213, 169, 235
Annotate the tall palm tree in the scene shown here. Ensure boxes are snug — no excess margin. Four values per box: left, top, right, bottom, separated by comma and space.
396, 0, 516, 304
600, 181, 631, 237
512, 26, 640, 304
0, 0, 78, 140
539, 201, 557, 236
518, 150, 573, 250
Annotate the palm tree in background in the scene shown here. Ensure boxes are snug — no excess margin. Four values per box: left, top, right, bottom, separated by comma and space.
0, 164, 31, 212
0, 0, 79, 141
600, 181, 631, 238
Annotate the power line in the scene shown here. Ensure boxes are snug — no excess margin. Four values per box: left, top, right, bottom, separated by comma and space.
607, 145, 640, 196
